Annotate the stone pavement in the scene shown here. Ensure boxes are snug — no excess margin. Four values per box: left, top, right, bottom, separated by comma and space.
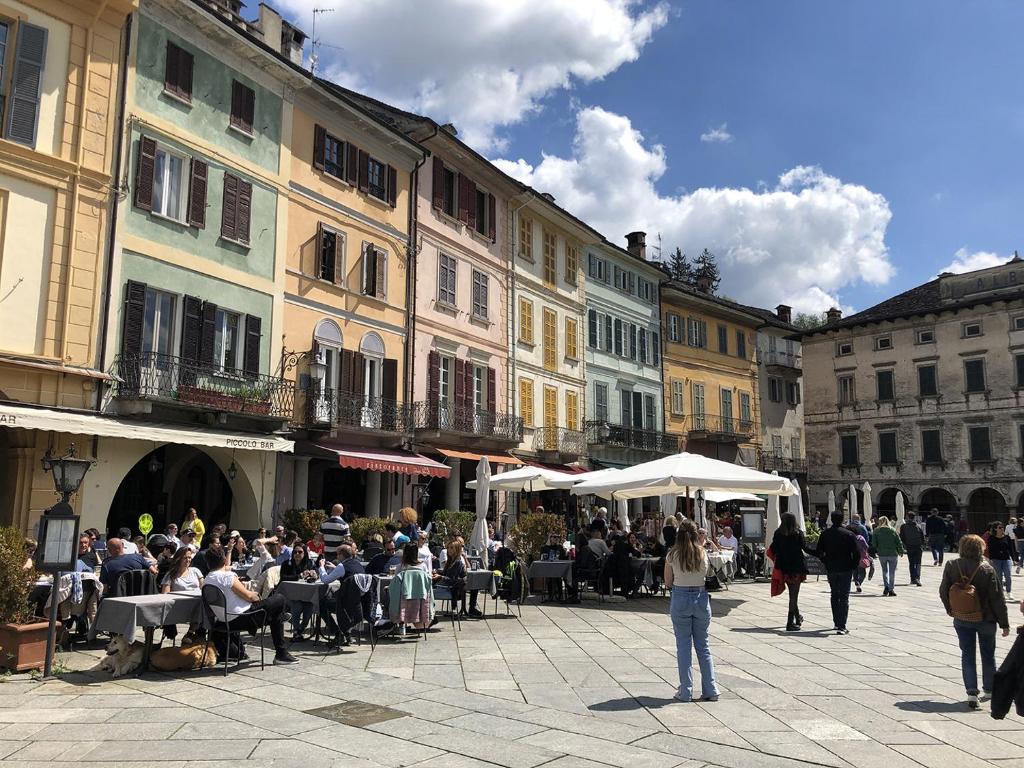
2, 556, 1024, 768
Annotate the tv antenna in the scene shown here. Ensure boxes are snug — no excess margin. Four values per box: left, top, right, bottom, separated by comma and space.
310, 7, 335, 77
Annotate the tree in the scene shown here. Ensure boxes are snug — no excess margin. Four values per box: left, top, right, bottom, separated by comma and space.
693, 248, 721, 293
666, 247, 693, 283
792, 312, 827, 330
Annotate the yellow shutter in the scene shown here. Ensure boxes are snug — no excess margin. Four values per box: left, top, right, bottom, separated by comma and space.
565, 316, 578, 359
519, 297, 533, 343
519, 378, 533, 426
566, 390, 579, 431
543, 308, 557, 370
565, 243, 578, 284
519, 217, 532, 261
543, 230, 556, 285
544, 385, 557, 429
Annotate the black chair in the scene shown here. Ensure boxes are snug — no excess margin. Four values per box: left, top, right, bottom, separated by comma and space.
574, 550, 606, 603
112, 569, 157, 598
200, 584, 267, 675
432, 581, 462, 632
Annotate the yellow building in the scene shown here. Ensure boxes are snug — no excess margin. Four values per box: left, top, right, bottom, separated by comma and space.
0, 0, 136, 531
661, 281, 763, 464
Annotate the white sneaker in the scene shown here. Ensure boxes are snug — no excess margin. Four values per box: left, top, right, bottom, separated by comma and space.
968, 694, 979, 710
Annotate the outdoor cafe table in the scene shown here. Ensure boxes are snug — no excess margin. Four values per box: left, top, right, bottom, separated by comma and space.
707, 549, 734, 587
527, 559, 574, 585
94, 592, 203, 670
466, 568, 499, 616
629, 556, 660, 589
276, 579, 328, 641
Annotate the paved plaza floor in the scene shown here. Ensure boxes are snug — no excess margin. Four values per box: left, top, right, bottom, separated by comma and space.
3, 557, 1024, 768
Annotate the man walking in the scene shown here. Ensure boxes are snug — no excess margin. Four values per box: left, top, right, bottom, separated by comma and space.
815, 512, 860, 635
925, 509, 947, 566
320, 504, 350, 550
899, 511, 924, 587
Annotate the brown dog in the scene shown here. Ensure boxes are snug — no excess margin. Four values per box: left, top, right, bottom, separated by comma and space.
149, 641, 219, 672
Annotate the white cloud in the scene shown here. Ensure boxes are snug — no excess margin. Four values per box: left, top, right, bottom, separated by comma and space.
700, 123, 733, 144
278, 0, 669, 151
494, 107, 895, 315
937, 247, 1009, 275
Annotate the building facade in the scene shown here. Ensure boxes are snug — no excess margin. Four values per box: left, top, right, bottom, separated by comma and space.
661, 281, 762, 465
802, 258, 1024, 532
753, 305, 805, 481
0, 0, 136, 532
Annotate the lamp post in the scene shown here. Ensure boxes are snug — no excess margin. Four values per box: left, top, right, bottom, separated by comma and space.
39, 444, 91, 678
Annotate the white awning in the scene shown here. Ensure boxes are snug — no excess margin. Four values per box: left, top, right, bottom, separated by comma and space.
0, 403, 294, 453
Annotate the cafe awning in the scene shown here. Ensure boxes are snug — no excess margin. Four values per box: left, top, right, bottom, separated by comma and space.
436, 448, 523, 466
315, 444, 450, 478
0, 403, 294, 452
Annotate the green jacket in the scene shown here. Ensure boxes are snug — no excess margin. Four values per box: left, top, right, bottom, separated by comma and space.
387, 567, 435, 620
872, 526, 904, 557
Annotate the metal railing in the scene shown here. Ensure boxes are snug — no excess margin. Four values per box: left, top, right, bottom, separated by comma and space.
306, 387, 411, 433
533, 426, 586, 456
584, 420, 679, 454
758, 453, 807, 474
113, 352, 295, 419
760, 350, 803, 370
411, 401, 524, 443
685, 415, 755, 439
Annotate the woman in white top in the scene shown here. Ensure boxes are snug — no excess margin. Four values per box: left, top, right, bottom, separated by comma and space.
160, 547, 203, 593
664, 519, 719, 703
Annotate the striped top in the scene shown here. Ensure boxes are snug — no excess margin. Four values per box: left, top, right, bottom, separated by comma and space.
320, 515, 350, 548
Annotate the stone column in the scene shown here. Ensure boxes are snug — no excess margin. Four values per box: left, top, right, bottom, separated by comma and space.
365, 470, 382, 518
292, 457, 310, 510
445, 458, 461, 511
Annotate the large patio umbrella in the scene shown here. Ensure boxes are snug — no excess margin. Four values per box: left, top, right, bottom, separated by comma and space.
849, 483, 858, 521
683, 489, 762, 504
791, 477, 807, 532
471, 457, 491, 568
895, 491, 906, 527
571, 452, 796, 500
828, 489, 836, 515
861, 481, 873, 523
616, 499, 630, 533
466, 465, 577, 492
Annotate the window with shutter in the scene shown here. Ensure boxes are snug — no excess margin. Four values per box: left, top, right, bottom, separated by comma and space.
519, 378, 534, 426
613, 318, 623, 356
316, 224, 343, 284
519, 298, 533, 343
588, 310, 598, 349
488, 193, 496, 241
374, 248, 386, 299
133, 136, 157, 211
543, 386, 557, 433
163, 41, 193, 102
595, 382, 608, 422
878, 432, 898, 465
519, 217, 533, 261
366, 156, 388, 201
652, 331, 660, 366
313, 124, 326, 171
438, 253, 456, 306
542, 230, 557, 285
199, 300, 217, 367
229, 80, 255, 134
472, 270, 488, 319
566, 390, 579, 431
431, 157, 445, 210
565, 317, 578, 360
671, 380, 685, 415
186, 159, 207, 228
121, 280, 148, 357
346, 142, 359, 186
964, 358, 986, 393
150, 143, 188, 222
5, 22, 46, 147
565, 243, 578, 285
603, 315, 612, 353
840, 435, 859, 466
220, 173, 252, 244
543, 309, 557, 371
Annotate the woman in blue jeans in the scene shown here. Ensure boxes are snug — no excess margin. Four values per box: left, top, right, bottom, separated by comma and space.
664, 519, 719, 703
939, 534, 1009, 709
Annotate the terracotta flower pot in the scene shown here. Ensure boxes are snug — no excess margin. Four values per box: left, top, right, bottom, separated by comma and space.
0, 620, 52, 672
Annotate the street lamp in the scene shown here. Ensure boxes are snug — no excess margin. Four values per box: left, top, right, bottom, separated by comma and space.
41, 445, 92, 510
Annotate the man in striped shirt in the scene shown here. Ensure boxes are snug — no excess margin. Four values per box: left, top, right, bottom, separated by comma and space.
320, 504, 350, 550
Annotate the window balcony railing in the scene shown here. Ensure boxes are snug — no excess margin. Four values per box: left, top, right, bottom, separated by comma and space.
757, 453, 808, 475
584, 420, 680, 454
533, 426, 586, 457
411, 402, 524, 443
685, 415, 755, 441
113, 352, 295, 419
760, 350, 803, 371
306, 387, 411, 433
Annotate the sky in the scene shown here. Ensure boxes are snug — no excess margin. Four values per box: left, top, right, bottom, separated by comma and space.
274, 0, 1024, 315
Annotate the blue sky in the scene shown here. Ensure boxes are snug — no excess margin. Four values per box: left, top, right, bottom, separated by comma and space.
281, 0, 1024, 314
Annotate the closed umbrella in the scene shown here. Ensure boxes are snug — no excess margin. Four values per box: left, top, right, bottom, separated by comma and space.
471, 458, 491, 569
616, 499, 630, 533
828, 489, 836, 514
848, 483, 858, 522
895, 492, 906, 527
791, 477, 806, 532
766, 473, 782, 569
861, 481, 873, 524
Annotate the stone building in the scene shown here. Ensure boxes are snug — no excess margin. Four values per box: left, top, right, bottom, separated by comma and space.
801, 257, 1024, 531
751, 305, 805, 483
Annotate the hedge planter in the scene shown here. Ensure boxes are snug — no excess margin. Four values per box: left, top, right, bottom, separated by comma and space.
0, 619, 51, 672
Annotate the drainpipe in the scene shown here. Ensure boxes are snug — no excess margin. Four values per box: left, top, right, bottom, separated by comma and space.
507, 194, 531, 433
406, 126, 435, 446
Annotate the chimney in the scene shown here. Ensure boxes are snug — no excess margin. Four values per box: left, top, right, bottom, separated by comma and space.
540, 192, 555, 203
253, 4, 306, 65
440, 123, 458, 136
826, 307, 842, 323
626, 231, 646, 260
776, 304, 792, 323
695, 275, 712, 293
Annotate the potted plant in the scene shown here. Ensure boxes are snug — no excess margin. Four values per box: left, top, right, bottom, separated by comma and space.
0, 526, 50, 672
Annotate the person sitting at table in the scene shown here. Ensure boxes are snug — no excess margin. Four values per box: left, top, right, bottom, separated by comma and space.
698, 528, 721, 552
306, 532, 326, 557
362, 533, 385, 560
247, 539, 276, 581
273, 531, 298, 566
77, 533, 101, 570
99, 537, 157, 592
192, 536, 225, 576
366, 539, 401, 575
180, 528, 198, 552
587, 528, 611, 558
433, 539, 468, 612
416, 531, 433, 572
397, 507, 420, 542
280, 542, 316, 640
609, 532, 643, 598
590, 507, 609, 537
132, 536, 155, 562
204, 548, 297, 665
227, 532, 248, 565
716, 526, 738, 553
250, 527, 267, 550
164, 524, 181, 548
662, 516, 679, 549
389, 543, 432, 632
159, 546, 204, 643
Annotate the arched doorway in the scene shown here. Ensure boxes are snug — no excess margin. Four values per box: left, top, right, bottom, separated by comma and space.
877, 488, 907, 518
107, 446, 233, 539
919, 487, 957, 514
967, 487, 1007, 534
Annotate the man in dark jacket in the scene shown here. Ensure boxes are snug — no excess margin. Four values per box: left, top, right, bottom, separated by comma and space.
899, 512, 925, 587
816, 513, 860, 634
925, 509, 947, 566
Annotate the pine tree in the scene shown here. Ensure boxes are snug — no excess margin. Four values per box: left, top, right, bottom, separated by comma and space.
693, 248, 721, 293
666, 247, 693, 283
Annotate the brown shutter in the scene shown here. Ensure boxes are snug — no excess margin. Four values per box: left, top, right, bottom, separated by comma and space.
221, 173, 238, 240
487, 367, 497, 414
357, 149, 369, 192
346, 142, 359, 186
121, 280, 147, 356
199, 301, 217, 367
339, 349, 354, 394
242, 85, 255, 132
314, 221, 324, 278
382, 358, 398, 402
332, 230, 343, 284
454, 358, 466, 426
465, 179, 477, 231
133, 136, 157, 211
313, 124, 325, 170
431, 156, 444, 209
237, 179, 252, 244
387, 165, 397, 208
230, 80, 242, 128
374, 249, 386, 299
164, 41, 178, 92
179, 47, 193, 99
180, 295, 203, 362
488, 193, 496, 241
243, 315, 261, 375
362, 243, 374, 294
426, 350, 440, 428
457, 173, 470, 224
187, 158, 207, 228
351, 352, 365, 396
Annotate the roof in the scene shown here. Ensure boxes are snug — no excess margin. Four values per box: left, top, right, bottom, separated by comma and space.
663, 280, 796, 331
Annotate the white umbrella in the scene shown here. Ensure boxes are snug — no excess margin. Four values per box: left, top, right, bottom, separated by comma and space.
683, 489, 763, 504
828, 489, 836, 514
659, 493, 677, 518
895, 492, 906, 526
765, 472, 782, 566
861, 481, 873, 524
616, 499, 630, 533
471, 458, 491, 569
571, 451, 796, 500
466, 465, 577, 492
791, 477, 806, 532
848, 483, 858, 521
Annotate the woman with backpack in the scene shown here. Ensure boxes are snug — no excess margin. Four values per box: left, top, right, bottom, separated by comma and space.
939, 534, 1010, 710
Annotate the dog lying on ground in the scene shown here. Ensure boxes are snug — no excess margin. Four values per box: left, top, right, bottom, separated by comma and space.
150, 641, 219, 672
92, 635, 145, 677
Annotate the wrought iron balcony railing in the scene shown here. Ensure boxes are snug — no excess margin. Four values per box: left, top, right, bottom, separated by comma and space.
411, 401, 524, 443
533, 426, 586, 456
760, 350, 803, 371
758, 453, 808, 474
685, 415, 755, 440
584, 420, 680, 454
306, 387, 411, 433
113, 352, 295, 419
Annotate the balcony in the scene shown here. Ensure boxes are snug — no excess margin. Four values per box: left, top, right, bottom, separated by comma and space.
411, 402, 524, 445
113, 352, 294, 420
533, 427, 586, 459
685, 415, 755, 442
306, 387, 411, 434
758, 453, 807, 475
760, 349, 802, 374
584, 420, 679, 455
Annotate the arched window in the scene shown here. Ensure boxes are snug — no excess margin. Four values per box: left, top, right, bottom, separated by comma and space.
359, 331, 385, 357
313, 318, 343, 347
360, 332, 385, 403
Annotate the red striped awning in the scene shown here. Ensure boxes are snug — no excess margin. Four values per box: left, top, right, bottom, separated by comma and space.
436, 448, 524, 466
315, 445, 450, 478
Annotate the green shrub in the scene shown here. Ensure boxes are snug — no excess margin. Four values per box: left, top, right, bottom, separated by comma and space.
281, 508, 326, 542
804, 520, 821, 545
350, 517, 389, 545
431, 509, 476, 543
508, 513, 566, 564
0, 527, 34, 624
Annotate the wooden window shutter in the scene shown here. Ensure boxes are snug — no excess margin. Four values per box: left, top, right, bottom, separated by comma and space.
164, 40, 178, 92
465, 178, 477, 230
180, 295, 203, 362
333, 231, 344, 284
431, 156, 444, 209
387, 165, 397, 208
133, 136, 157, 211
221, 173, 238, 240
243, 315, 261, 375
186, 159, 208, 228
487, 367, 496, 415
488, 193, 496, 241
454, 359, 466, 414
313, 124, 326, 170
457, 173, 471, 224
346, 142, 359, 186
427, 350, 440, 402
121, 280, 148, 356
351, 352, 365, 395
340, 349, 355, 394
236, 179, 252, 244
374, 249, 386, 299
179, 46, 193, 99
382, 358, 398, 402
200, 301, 218, 367
357, 149, 369, 192
231, 81, 255, 133
314, 221, 324, 278
6, 22, 47, 146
